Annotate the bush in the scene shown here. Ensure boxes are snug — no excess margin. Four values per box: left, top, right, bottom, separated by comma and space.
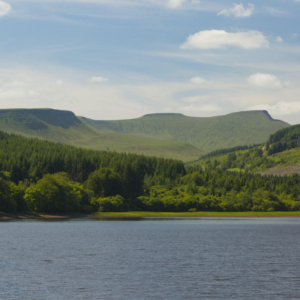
91, 195, 126, 212
188, 208, 197, 212
24, 173, 84, 213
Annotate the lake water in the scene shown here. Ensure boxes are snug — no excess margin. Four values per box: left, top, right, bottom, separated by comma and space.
1, 218, 300, 300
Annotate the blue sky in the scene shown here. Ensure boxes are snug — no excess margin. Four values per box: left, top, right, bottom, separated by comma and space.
0, 0, 300, 123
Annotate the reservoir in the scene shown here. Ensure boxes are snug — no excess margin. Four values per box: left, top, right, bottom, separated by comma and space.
1, 218, 300, 299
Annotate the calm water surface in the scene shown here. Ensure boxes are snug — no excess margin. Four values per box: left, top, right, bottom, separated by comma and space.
1, 218, 300, 300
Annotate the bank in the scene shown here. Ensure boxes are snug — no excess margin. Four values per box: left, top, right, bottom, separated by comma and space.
1, 211, 300, 220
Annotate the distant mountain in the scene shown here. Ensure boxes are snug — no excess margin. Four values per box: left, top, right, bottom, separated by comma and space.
0, 109, 202, 162
0, 108, 289, 161
83, 110, 289, 152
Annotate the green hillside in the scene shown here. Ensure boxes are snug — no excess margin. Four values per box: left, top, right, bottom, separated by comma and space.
0, 108, 289, 161
0, 109, 202, 162
83, 110, 289, 152
187, 124, 300, 176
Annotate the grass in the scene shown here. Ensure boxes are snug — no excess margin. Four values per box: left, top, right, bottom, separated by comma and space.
91, 211, 300, 218
2, 211, 300, 220
74, 123, 203, 162
272, 148, 300, 165
258, 149, 300, 176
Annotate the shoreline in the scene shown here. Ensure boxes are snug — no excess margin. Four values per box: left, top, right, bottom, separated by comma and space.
1, 211, 300, 220
0, 212, 87, 221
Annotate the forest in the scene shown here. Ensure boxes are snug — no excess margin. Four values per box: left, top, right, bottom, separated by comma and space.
0, 130, 300, 214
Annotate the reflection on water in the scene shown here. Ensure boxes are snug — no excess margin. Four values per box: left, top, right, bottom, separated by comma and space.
1, 218, 300, 299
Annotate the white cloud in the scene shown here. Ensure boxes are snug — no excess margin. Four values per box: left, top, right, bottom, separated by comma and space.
181, 104, 222, 113
275, 36, 283, 42
18, 0, 202, 10
57, 80, 63, 86
181, 30, 269, 50
0, 67, 226, 120
0, 68, 148, 120
265, 7, 287, 16
190, 77, 207, 84
1, 66, 300, 123
167, 0, 186, 9
248, 73, 283, 89
0, 1, 11, 17
247, 102, 300, 116
218, 3, 254, 18
292, 33, 298, 39
90, 76, 109, 83
182, 95, 210, 103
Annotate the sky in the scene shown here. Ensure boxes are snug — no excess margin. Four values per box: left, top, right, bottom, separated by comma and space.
0, 0, 300, 123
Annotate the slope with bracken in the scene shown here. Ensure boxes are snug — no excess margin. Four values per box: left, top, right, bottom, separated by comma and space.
187, 124, 300, 176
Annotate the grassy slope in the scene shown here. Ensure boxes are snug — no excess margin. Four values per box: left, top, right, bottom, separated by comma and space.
84, 110, 289, 152
186, 149, 248, 168
187, 143, 300, 176
260, 149, 300, 176
0, 109, 202, 162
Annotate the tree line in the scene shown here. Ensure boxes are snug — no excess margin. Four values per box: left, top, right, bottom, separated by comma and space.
0, 130, 300, 214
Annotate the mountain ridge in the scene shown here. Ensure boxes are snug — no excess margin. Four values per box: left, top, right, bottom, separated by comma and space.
0, 108, 290, 161
83, 110, 289, 152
